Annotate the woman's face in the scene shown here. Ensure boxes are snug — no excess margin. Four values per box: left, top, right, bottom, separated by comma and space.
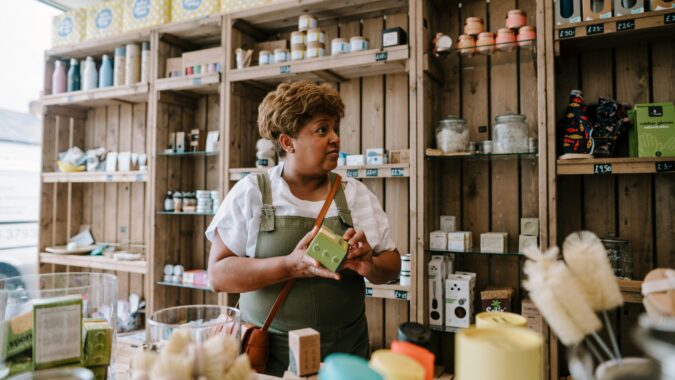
288, 113, 340, 175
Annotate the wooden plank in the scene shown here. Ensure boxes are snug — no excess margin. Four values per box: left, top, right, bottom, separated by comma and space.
129, 103, 146, 299
651, 40, 673, 103
179, 103, 196, 306
91, 108, 107, 244
68, 117, 86, 271
39, 115, 56, 273
205, 93, 221, 305
117, 103, 133, 301
104, 105, 120, 247
618, 175, 653, 279
191, 96, 208, 305
166, 103, 183, 308
153, 101, 169, 312
338, 20, 362, 155
365, 297, 385, 350
40, 253, 148, 274
555, 176, 582, 245
54, 116, 70, 274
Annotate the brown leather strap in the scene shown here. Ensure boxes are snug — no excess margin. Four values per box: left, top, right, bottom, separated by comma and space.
261, 175, 343, 332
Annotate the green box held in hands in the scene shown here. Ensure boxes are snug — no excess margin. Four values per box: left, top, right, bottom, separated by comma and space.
307, 226, 349, 272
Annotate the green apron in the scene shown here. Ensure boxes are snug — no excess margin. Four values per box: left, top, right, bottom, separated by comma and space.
239, 172, 369, 376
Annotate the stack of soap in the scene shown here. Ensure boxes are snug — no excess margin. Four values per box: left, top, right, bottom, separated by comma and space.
519, 218, 539, 253
83, 319, 113, 380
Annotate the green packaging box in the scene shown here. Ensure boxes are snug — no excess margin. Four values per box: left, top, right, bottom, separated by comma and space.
634, 102, 675, 157
307, 226, 349, 272
88, 365, 109, 380
7, 354, 33, 377
32, 295, 83, 370
0, 310, 33, 360
82, 319, 112, 366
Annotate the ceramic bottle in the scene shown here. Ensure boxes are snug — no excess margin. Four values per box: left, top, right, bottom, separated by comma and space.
82, 56, 98, 90
67, 58, 81, 92
52, 60, 67, 94
99, 54, 113, 88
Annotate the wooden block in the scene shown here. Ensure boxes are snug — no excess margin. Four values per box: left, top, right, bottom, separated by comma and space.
288, 328, 320, 377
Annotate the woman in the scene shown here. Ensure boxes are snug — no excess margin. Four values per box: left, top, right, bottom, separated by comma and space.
206, 81, 401, 376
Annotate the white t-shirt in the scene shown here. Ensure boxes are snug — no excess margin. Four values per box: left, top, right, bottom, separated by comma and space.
205, 163, 396, 258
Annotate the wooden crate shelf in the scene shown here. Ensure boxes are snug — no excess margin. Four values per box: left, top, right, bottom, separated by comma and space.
157, 281, 213, 291
556, 157, 675, 175
155, 73, 221, 95
157, 211, 216, 216
227, 46, 409, 84
158, 150, 219, 157
40, 253, 148, 274
42, 171, 148, 183
427, 250, 525, 258
41, 83, 149, 107
555, 10, 675, 42
46, 29, 153, 58
366, 282, 411, 301
230, 0, 408, 31
618, 279, 643, 304
158, 15, 223, 45
230, 163, 410, 181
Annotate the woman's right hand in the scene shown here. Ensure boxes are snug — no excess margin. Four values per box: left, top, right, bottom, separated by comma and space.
284, 226, 341, 281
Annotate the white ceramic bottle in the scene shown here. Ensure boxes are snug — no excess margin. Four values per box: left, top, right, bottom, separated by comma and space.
82, 56, 98, 90
113, 46, 126, 86
125, 43, 140, 85
52, 60, 67, 94
140, 42, 150, 83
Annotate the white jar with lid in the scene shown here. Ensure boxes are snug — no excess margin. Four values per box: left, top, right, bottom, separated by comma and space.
331, 38, 350, 55
259, 50, 271, 65
307, 41, 325, 58
291, 31, 306, 46
291, 47, 305, 61
350, 36, 369, 52
274, 48, 289, 63
436, 115, 469, 153
307, 28, 325, 44
298, 15, 317, 31
492, 113, 529, 153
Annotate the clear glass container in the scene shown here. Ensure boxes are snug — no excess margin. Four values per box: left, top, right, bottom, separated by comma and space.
492, 113, 530, 153
0, 273, 117, 378
436, 115, 469, 153
601, 234, 631, 279
147, 305, 241, 352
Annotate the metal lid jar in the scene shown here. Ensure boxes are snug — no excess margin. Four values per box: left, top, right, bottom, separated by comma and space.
436, 115, 469, 153
601, 234, 631, 279
492, 113, 529, 153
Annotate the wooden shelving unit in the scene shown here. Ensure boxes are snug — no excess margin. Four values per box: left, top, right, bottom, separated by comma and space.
157, 211, 216, 216
46, 29, 153, 58
155, 73, 221, 94
555, 9, 675, 41
229, 163, 411, 181
40, 83, 149, 107
40, 253, 148, 274
557, 157, 675, 175
42, 171, 148, 183
157, 281, 212, 292
365, 282, 411, 301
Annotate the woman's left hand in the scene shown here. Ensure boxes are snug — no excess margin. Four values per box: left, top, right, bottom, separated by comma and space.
341, 228, 374, 277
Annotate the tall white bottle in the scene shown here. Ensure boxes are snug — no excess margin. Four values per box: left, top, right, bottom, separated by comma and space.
140, 41, 150, 83
125, 43, 140, 85
113, 46, 126, 87
82, 56, 98, 91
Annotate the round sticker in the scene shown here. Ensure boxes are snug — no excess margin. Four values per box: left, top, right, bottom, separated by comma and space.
182, 0, 203, 11
96, 9, 113, 29
57, 17, 73, 37
133, 0, 151, 19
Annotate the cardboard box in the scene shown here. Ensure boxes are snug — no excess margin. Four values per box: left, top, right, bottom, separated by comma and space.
165, 57, 183, 77
82, 320, 113, 366
519, 235, 538, 253
52, 9, 86, 47
430, 230, 447, 251
613, 0, 645, 16
634, 103, 675, 157
388, 149, 410, 164
0, 311, 33, 360
288, 328, 320, 377
480, 232, 508, 253
521, 298, 549, 380
520, 218, 539, 236
123, 0, 170, 31
581, 0, 612, 21
554, 0, 581, 25
429, 256, 447, 327
651, 0, 675, 10
181, 47, 224, 73
32, 295, 82, 369
480, 287, 513, 313
171, 0, 220, 22
440, 215, 456, 233
345, 155, 364, 166
87, 0, 124, 40
222, 0, 272, 13
366, 148, 385, 165
448, 231, 472, 251
445, 272, 475, 328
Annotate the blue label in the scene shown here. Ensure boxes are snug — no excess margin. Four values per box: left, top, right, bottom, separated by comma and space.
133, 0, 151, 19
96, 9, 113, 29
57, 16, 73, 37
183, 0, 203, 11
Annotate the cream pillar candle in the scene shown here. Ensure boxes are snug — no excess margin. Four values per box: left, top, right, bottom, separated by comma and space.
476, 312, 528, 328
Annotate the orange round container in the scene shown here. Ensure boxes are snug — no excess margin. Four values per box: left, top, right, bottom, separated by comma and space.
464, 17, 484, 36
391, 340, 435, 380
505, 9, 526, 29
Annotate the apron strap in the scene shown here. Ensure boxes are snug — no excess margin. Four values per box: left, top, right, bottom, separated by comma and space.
329, 172, 353, 227
257, 172, 275, 232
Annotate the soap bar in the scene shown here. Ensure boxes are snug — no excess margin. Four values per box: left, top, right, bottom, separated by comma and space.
1, 310, 33, 360
429, 230, 447, 251
519, 235, 538, 252
520, 218, 539, 236
288, 328, 321, 376
440, 215, 456, 232
480, 232, 508, 253
307, 226, 349, 272
32, 295, 83, 369
82, 319, 113, 366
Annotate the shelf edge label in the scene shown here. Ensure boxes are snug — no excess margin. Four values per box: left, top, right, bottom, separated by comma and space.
375, 51, 388, 62
594, 163, 613, 174
655, 161, 675, 173
394, 290, 408, 300
616, 19, 635, 31
366, 168, 378, 177
391, 167, 404, 177
558, 27, 576, 39
192, 76, 202, 85
346, 169, 359, 177
586, 23, 604, 35
365, 287, 373, 296
665, 13, 675, 25
280, 65, 291, 74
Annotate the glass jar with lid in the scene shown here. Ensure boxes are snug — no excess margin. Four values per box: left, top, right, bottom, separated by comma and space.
492, 113, 530, 153
601, 233, 631, 279
436, 115, 469, 153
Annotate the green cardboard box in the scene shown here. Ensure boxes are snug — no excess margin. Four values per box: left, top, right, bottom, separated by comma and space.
634, 102, 675, 157
82, 319, 112, 366
307, 226, 349, 272
0, 310, 33, 360
7, 353, 33, 377
32, 295, 83, 370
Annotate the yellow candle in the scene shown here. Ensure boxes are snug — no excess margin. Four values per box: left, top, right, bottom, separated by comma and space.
476, 312, 528, 328
455, 326, 543, 380
370, 349, 425, 380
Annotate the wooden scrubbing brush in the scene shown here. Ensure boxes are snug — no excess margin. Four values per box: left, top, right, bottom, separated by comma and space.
221, 355, 253, 380
150, 352, 195, 380
642, 268, 675, 320
201, 334, 239, 380
131, 351, 158, 380
164, 328, 193, 354
523, 246, 602, 346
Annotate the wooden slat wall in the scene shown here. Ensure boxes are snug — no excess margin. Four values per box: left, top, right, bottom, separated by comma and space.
228, 12, 412, 352
423, 0, 541, 370
555, 40, 675, 358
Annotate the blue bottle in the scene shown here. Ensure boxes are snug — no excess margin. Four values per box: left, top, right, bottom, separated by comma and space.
99, 54, 114, 88
67, 58, 81, 92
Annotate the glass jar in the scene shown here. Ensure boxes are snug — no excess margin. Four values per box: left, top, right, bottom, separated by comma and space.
601, 234, 631, 279
492, 113, 529, 153
436, 116, 469, 153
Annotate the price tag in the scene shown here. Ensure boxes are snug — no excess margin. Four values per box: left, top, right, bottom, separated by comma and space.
366, 168, 379, 177
391, 167, 404, 177
365, 288, 374, 296
280, 65, 291, 74
106, 175, 113, 182
347, 169, 359, 177
655, 161, 675, 173
135, 174, 143, 182
394, 290, 408, 300
558, 27, 576, 39
586, 24, 604, 35
594, 163, 613, 174
375, 52, 388, 62
192, 76, 202, 85
66, 95, 73, 103
665, 13, 675, 24
616, 19, 635, 31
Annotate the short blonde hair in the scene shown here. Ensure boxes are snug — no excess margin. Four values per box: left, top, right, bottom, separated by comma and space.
258, 82, 345, 156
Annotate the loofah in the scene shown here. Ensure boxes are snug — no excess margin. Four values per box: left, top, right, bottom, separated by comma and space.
150, 352, 194, 380
221, 355, 253, 380
130, 351, 158, 380
165, 329, 193, 355
563, 231, 624, 311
